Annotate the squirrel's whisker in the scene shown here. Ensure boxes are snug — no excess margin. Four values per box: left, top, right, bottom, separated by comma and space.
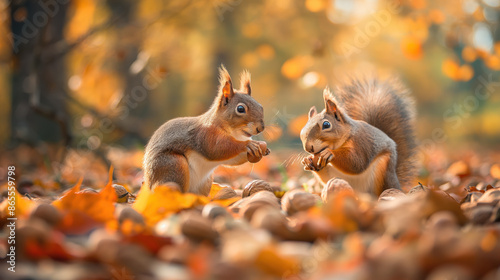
281, 152, 306, 168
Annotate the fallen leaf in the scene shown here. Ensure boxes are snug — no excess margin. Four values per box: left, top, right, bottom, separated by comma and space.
133, 184, 209, 227
52, 172, 118, 233
0, 189, 35, 218
25, 231, 82, 261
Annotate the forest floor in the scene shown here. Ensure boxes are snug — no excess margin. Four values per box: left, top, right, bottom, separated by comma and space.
1, 145, 500, 280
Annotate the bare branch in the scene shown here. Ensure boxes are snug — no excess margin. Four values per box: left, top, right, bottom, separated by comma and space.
41, 0, 195, 65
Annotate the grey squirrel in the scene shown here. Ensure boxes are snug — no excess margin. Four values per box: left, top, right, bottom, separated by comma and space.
143, 65, 270, 195
300, 76, 417, 195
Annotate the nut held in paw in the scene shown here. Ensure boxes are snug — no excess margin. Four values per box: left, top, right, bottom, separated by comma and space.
247, 141, 270, 163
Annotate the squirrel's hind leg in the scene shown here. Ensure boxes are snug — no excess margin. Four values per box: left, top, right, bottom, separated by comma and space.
148, 153, 190, 192
375, 154, 401, 196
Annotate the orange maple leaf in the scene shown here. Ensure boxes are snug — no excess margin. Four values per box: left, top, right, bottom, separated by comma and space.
52, 168, 117, 233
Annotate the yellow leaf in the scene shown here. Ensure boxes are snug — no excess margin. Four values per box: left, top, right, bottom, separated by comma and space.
212, 197, 241, 207
0, 189, 35, 218
208, 183, 224, 200
133, 185, 209, 227
207, 183, 240, 206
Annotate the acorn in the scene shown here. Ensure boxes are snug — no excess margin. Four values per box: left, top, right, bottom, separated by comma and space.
180, 211, 219, 243
477, 188, 500, 206
426, 211, 459, 230
234, 189, 243, 197
251, 206, 291, 238
115, 243, 154, 276
116, 205, 145, 225
468, 205, 494, 225
408, 183, 429, 196
249, 190, 281, 208
282, 189, 320, 216
490, 204, 500, 223
80, 187, 99, 194
242, 180, 273, 198
213, 186, 239, 200
202, 203, 229, 220
378, 188, 406, 202
231, 188, 280, 218
321, 178, 353, 202
112, 184, 130, 203
241, 200, 274, 221
30, 203, 63, 227
228, 197, 251, 214
89, 228, 121, 256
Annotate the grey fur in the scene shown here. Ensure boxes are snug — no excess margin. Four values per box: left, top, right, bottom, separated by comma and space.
332, 75, 418, 187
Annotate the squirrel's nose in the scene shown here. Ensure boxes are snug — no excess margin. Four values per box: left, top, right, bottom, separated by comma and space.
256, 121, 265, 134
304, 144, 314, 153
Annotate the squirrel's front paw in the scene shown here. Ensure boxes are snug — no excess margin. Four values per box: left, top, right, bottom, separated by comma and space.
315, 148, 334, 171
302, 155, 317, 171
247, 141, 269, 163
302, 149, 333, 171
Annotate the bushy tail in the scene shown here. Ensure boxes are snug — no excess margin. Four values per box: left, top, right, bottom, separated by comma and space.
334, 75, 418, 187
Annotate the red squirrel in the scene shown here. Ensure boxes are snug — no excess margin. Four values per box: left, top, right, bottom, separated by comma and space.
300, 76, 417, 196
143, 66, 270, 195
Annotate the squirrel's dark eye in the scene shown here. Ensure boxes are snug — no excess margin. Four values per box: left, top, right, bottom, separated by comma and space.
322, 121, 331, 129
237, 105, 246, 113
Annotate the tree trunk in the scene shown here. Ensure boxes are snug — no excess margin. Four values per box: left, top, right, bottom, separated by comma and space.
10, 0, 71, 147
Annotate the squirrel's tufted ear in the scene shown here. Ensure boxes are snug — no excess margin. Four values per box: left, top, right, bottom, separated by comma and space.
218, 64, 234, 106
239, 70, 251, 95
323, 87, 344, 122
308, 106, 317, 119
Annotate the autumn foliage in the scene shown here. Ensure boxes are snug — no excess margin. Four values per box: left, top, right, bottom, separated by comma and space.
1, 149, 500, 279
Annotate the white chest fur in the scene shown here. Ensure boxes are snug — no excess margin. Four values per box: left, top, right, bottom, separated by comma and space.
318, 154, 389, 193
185, 150, 247, 194
184, 151, 219, 194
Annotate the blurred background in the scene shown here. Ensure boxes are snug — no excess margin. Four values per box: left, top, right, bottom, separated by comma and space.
1, 0, 499, 186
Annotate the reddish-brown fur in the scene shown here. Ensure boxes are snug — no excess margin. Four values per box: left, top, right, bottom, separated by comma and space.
332, 76, 417, 187
301, 75, 417, 194
143, 65, 268, 194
